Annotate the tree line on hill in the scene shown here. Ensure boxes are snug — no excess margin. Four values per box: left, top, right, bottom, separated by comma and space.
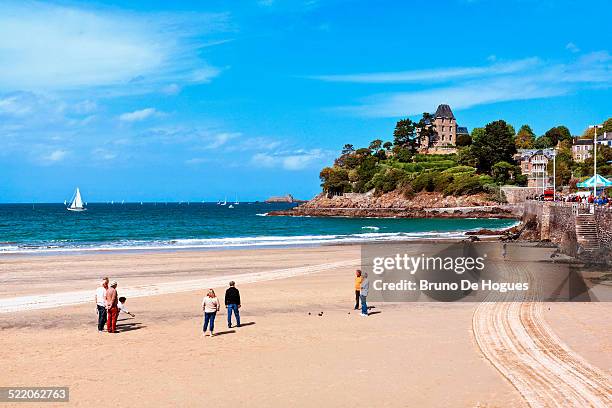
320, 116, 612, 198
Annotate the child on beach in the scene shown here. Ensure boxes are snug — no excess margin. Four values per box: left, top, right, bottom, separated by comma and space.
118, 297, 135, 317
202, 289, 221, 337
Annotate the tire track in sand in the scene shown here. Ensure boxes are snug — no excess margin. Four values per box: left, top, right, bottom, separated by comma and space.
473, 262, 612, 407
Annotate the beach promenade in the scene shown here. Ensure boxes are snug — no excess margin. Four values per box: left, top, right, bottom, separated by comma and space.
1, 243, 610, 407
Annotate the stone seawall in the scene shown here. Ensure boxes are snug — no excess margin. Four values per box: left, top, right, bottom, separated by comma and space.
596, 209, 612, 250
501, 186, 541, 204
522, 202, 612, 261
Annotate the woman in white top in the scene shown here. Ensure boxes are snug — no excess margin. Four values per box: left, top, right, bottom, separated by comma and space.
202, 289, 220, 336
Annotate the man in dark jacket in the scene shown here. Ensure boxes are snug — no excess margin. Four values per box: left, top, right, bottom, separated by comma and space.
225, 281, 241, 328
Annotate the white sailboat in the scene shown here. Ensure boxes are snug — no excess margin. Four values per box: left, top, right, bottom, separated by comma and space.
67, 187, 86, 212
234, 194, 239, 205
221, 197, 227, 206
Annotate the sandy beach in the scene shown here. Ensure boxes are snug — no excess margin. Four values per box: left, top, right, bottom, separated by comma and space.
1, 243, 611, 407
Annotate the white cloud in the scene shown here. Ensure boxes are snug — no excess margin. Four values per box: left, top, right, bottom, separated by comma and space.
308, 58, 541, 83
162, 84, 181, 95
204, 132, 240, 149
252, 152, 276, 167
566, 42, 580, 53
92, 148, 117, 161
0, 1, 228, 92
0, 92, 65, 117
329, 52, 612, 117
185, 157, 209, 165
119, 108, 158, 122
41, 149, 69, 163
251, 149, 329, 170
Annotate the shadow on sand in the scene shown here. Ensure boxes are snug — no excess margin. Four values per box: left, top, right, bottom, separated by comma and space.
116, 322, 146, 332
211, 329, 236, 336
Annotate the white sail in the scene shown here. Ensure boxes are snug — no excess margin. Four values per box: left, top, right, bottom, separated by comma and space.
67, 187, 86, 211
71, 188, 83, 209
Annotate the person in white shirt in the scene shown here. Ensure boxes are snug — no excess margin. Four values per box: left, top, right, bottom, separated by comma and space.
118, 297, 135, 317
95, 277, 109, 332
201, 289, 220, 337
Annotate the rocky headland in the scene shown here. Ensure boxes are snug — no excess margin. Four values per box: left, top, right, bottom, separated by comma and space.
268, 191, 519, 219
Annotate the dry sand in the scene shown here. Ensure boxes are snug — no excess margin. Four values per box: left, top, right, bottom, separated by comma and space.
1, 243, 610, 407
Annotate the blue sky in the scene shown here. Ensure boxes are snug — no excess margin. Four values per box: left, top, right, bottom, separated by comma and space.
1, 0, 610, 203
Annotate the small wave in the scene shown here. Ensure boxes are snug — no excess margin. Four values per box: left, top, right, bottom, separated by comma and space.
255, 213, 268, 217
361, 226, 380, 231
0, 230, 476, 254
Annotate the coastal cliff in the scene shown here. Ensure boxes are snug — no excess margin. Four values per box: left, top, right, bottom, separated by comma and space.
269, 191, 518, 219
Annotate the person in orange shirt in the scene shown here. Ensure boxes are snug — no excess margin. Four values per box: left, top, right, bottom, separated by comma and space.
354, 270, 363, 310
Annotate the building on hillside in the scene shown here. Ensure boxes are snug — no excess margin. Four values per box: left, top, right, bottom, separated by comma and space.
572, 138, 593, 162
417, 104, 469, 154
515, 149, 554, 188
572, 133, 611, 162
597, 132, 612, 147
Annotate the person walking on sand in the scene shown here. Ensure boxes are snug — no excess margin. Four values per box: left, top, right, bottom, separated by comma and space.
354, 270, 363, 310
202, 289, 220, 336
106, 281, 119, 333
95, 277, 109, 332
360, 272, 369, 317
225, 281, 241, 328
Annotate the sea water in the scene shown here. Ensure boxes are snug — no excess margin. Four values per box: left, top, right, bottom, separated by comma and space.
0, 203, 517, 254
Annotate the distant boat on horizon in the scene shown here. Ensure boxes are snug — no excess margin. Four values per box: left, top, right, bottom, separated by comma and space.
221, 197, 227, 206
234, 194, 239, 205
67, 187, 86, 212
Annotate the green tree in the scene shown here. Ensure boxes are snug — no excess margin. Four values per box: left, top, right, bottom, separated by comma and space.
507, 124, 516, 137
534, 135, 554, 149
417, 113, 437, 148
471, 127, 485, 142
383, 141, 393, 151
341, 144, 355, 155
575, 145, 612, 178
491, 161, 517, 184
544, 126, 572, 146
470, 120, 517, 173
393, 119, 418, 150
582, 118, 612, 138
392, 146, 413, 163
456, 133, 472, 147
353, 156, 379, 192
369, 168, 409, 194
369, 139, 383, 151
457, 146, 478, 167
320, 167, 351, 195
515, 125, 536, 149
